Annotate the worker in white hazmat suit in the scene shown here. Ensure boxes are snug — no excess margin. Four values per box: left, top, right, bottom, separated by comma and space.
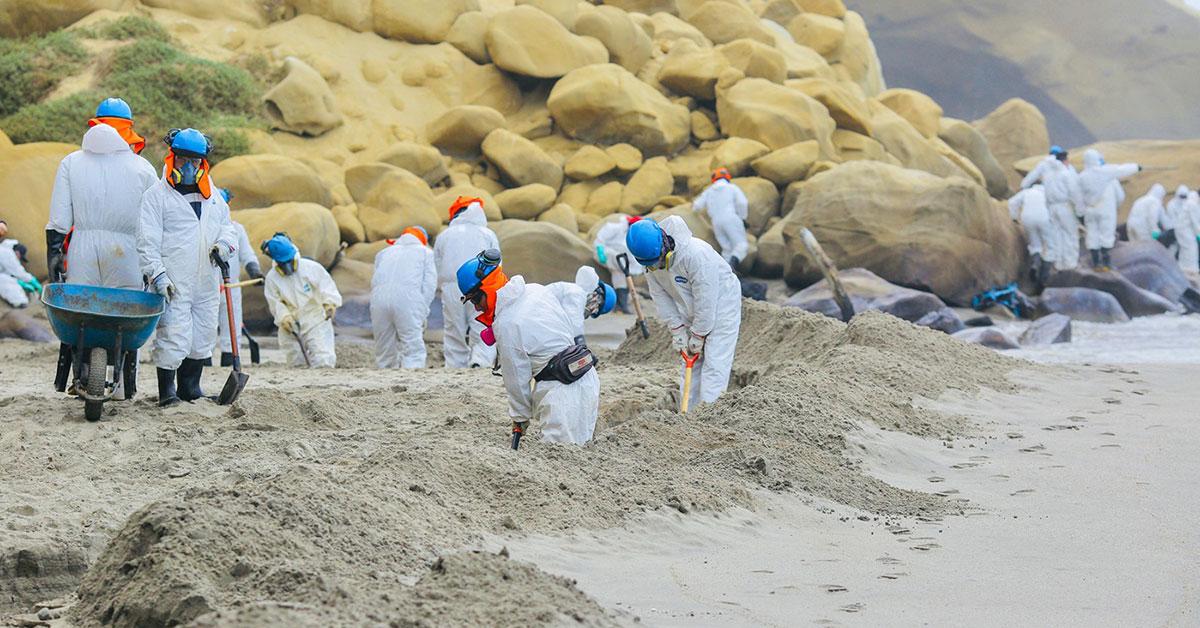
434, 196, 500, 368
261, 233, 342, 368
627, 216, 742, 409
1022, 146, 1085, 271
0, 225, 39, 308
1177, 192, 1200, 274
1008, 184, 1054, 287
1077, 149, 1140, 270
216, 216, 263, 366
459, 251, 616, 446
371, 226, 437, 368
46, 98, 157, 398
693, 168, 749, 268
1126, 184, 1168, 243
593, 215, 645, 313
1164, 185, 1190, 256
138, 128, 237, 406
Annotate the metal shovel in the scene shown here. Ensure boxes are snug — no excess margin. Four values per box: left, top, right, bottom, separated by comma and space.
214, 253, 249, 405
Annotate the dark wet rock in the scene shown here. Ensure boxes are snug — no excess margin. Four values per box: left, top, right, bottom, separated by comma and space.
914, 307, 966, 334
951, 327, 1020, 350
1035, 287, 1129, 323
786, 268, 946, 322
1046, 266, 1177, 317
1020, 313, 1072, 346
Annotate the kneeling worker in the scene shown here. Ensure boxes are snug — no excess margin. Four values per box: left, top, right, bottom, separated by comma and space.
627, 216, 742, 409
261, 233, 342, 368
458, 250, 616, 445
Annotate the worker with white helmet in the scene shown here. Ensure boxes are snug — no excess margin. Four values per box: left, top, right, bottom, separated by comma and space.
371, 226, 437, 368
626, 215, 742, 409
434, 196, 501, 368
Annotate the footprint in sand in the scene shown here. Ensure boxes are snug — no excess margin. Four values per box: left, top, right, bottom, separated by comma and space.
822, 584, 848, 593
1018, 444, 1046, 453
1103, 398, 1122, 405
909, 542, 940, 551
1006, 432, 1024, 439
927, 476, 945, 483
1099, 444, 1121, 449
886, 525, 911, 536
950, 462, 980, 469
969, 455, 990, 462
1067, 416, 1088, 423
878, 572, 908, 580
1010, 489, 1035, 496
1043, 424, 1081, 431
875, 556, 903, 565
840, 602, 865, 613
990, 474, 1010, 481
934, 489, 960, 497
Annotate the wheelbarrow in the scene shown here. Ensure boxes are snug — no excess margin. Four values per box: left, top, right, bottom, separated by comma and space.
41, 284, 165, 421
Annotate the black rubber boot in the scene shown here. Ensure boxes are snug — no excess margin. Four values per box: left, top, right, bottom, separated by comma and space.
1028, 254, 1043, 284
176, 358, 206, 402
157, 368, 180, 407
1101, 248, 1113, 271
615, 288, 633, 314
220, 352, 234, 367
1089, 249, 1102, 270
119, 350, 137, 401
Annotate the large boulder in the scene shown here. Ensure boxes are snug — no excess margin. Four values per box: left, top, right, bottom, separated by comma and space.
485, 5, 608, 79
564, 146, 616, 180
658, 39, 730, 100
574, 5, 653, 73
733, 176, 780, 236
1110, 240, 1194, 304
211, 154, 332, 210
709, 137, 770, 177
952, 327, 1020, 350
785, 268, 948, 322
549, 64, 691, 157
752, 220, 786, 278
779, 161, 1024, 305
876, 88, 943, 139
331, 204, 366, 245
0, 142, 76, 278
1045, 268, 1178, 317
938, 118, 1009, 198
786, 78, 872, 136
716, 39, 787, 84
481, 129, 564, 191
377, 141, 449, 185
1036, 288, 1129, 323
832, 10, 885, 97
263, 57, 343, 137
372, 0, 479, 44
537, 203, 579, 233
763, 25, 836, 81
686, 0, 774, 45
751, 140, 820, 186
621, 157, 674, 216
973, 98, 1051, 192
445, 11, 491, 64
785, 13, 844, 58
1019, 313, 1072, 346
329, 258, 374, 330
495, 184, 558, 220
233, 203, 340, 269
290, 0, 373, 33
425, 105, 505, 158
831, 129, 893, 164
344, 164, 440, 241
866, 100, 961, 179
716, 78, 837, 155
0, 0, 124, 37
491, 220, 604, 285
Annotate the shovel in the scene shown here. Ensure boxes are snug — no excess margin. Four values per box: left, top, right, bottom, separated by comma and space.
511, 421, 525, 450
616, 253, 650, 339
213, 252, 249, 405
679, 351, 699, 414
241, 325, 261, 365
291, 318, 313, 368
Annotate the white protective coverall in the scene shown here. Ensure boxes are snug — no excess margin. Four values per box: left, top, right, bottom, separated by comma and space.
593, 218, 644, 287
493, 275, 598, 445
645, 216, 743, 408
264, 257, 342, 368
217, 222, 256, 354
371, 233, 437, 368
47, 123, 157, 288
1008, 185, 1054, 258
693, 178, 750, 265
1077, 150, 1138, 251
1165, 185, 1190, 256
1177, 192, 1200, 273
1126, 184, 1167, 243
1022, 157, 1084, 269
138, 177, 237, 370
433, 202, 500, 368
0, 240, 33, 307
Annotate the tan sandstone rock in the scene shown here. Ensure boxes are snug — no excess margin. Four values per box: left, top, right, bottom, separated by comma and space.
481, 129, 564, 191
485, 5, 609, 79
716, 77, 837, 155
263, 57, 343, 137
495, 184, 559, 220
877, 88, 943, 139
549, 64, 691, 157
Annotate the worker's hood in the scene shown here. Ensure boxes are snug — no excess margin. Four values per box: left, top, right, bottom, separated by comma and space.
659, 215, 694, 253
1150, 184, 1166, 200
574, 265, 599, 293
1177, 185, 1190, 199
81, 123, 133, 155
451, 203, 488, 227
494, 273, 525, 318
395, 233, 422, 247
0, 239, 17, 251
1082, 149, 1103, 169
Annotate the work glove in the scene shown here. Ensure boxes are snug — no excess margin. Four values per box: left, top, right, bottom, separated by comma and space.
210, 243, 233, 264
595, 244, 608, 265
670, 324, 688, 351
29, 277, 42, 292
1152, 230, 1162, 240
323, 303, 337, 321
686, 331, 706, 356
279, 314, 296, 335
47, 252, 65, 282
245, 261, 263, 280
151, 272, 175, 303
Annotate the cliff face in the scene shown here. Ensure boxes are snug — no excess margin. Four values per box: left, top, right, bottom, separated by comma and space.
852, 0, 1200, 146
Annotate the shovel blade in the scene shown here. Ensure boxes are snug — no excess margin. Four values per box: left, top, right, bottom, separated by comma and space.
217, 370, 249, 405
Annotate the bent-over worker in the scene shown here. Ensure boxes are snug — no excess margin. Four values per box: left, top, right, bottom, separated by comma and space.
262, 233, 341, 368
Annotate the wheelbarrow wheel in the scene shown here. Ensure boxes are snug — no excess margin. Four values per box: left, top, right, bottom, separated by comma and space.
84, 347, 106, 422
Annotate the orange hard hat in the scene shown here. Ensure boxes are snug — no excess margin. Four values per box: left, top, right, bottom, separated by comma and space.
400, 226, 428, 246
448, 196, 483, 222
712, 167, 732, 182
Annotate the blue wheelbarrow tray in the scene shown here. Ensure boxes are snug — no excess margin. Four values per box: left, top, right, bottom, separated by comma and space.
41, 284, 165, 406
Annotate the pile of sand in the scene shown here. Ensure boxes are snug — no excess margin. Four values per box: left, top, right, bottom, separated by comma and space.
1, 302, 1016, 625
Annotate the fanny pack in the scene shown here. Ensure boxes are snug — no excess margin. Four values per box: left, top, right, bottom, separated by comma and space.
534, 338, 596, 385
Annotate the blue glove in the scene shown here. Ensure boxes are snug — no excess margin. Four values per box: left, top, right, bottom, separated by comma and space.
17, 279, 35, 293
30, 277, 42, 292
595, 244, 607, 265
1152, 230, 1162, 240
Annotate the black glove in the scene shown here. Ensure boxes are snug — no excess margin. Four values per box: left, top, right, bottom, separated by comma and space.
246, 261, 263, 280
45, 229, 67, 282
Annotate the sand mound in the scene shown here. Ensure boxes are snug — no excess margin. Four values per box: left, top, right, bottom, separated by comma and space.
46, 302, 1021, 625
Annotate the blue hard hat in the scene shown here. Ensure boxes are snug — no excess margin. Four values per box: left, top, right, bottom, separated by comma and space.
594, 282, 616, 318
626, 219, 665, 267
168, 128, 210, 159
95, 97, 132, 120
261, 233, 297, 264
219, 188, 233, 203
456, 249, 501, 298
1049, 145, 1066, 157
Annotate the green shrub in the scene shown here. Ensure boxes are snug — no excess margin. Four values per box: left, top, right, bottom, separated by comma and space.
93, 15, 171, 42
0, 90, 102, 145
0, 31, 88, 117
104, 39, 181, 71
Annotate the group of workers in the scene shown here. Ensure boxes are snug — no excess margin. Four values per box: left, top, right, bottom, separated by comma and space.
1012, 145, 1200, 281
13, 95, 749, 448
